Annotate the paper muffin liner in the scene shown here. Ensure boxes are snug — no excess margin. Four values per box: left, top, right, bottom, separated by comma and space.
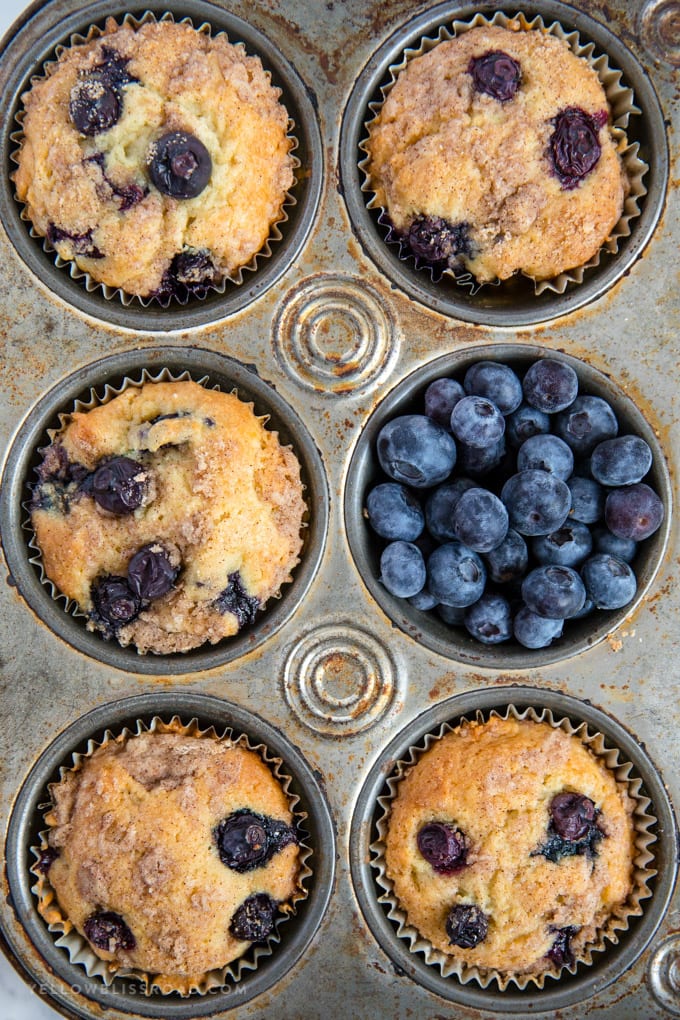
30, 714, 313, 997
370, 702, 657, 992
359, 10, 648, 296
23, 366, 307, 648
9, 9, 300, 307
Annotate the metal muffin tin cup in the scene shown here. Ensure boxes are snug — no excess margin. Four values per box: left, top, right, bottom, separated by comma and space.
4, 691, 336, 1019
0, 0, 323, 331
339, 0, 669, 326
344, 343, 672, 669
0, 346, 330, 675
349, 685, 679, 1014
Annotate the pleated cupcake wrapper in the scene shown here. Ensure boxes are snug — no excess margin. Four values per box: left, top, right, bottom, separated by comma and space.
9, 9, 299, 307
31, 714, 313, 997
24, 366, 296, 634
370, 702, 657, 992
359, 10, 648, 296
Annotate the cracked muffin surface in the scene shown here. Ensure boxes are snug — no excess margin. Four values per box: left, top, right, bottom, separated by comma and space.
365, 24, 627, 283
14, 19, 294, 298
38, 730, 301, 989
30, 379, 306, 654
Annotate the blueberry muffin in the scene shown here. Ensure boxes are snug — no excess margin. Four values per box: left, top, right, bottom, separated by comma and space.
365, 24, 627, 283
30, 379, 306, 654
37, 728, 302, 990
14, 19, 294, 299
383, 716, 636, 976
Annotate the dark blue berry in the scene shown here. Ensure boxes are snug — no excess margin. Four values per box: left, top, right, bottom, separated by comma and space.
85, 152, 147, 211
567, 475, 605, 525
37, 848, 58, 873
377, 415, 457, 488
532, 521, 592, 568
417, 822, 467, 873
505, 403, 551, 448
452, 487, 508, 553
464, 593, 512, 644
450, 396, 505, 449
84, 911, 135, 951
547, 925, 579, 967
366, 482, 424, 541
522, 359, 579, 414
91, 575, 140, 630
156, 248, 217, 299
581, 553, 637, 609
229, 893, 278, 942
92, 456, 149, 515
592, 527, 637, 563
513, 606, 563, 649
463, 361, 522, 415
405, 215, 472, 264
457, 436, 508, 478
549, 107, 603, 190
591, 435, 653, 487
214, 809, 297, 873
517, 434, 574, 481
445, 904, 489, 948
521, 565, 586, 619
427, 542, 486, 607
468, 50, 521, 102
70, 76, 121, 135
425, 479, 476, 542
127, 544, 178, 600
380, 541, 426, 598
47, 224, 103, 258
148, 131, 212, 199
501, 470, 571, 536
554, 396, 618, 456
408, 588, 439, 611
605, 483, 664, 541
214, 571, 259, 627
437, 603, 467, 626
424, 378, 465, 428
483, 529, 528, 584
535, 792, 603, 862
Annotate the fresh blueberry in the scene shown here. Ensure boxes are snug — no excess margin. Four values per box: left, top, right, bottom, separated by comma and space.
604, 483, 664, 541
505, 403, 551, 448
450, 396, 505, 449
127, 543, 178, 600
501, 470, 571, 536
427, 542, 486, 607
408, 588, 439, 611
405, 215, 472, 265
377, 415, 457, 488
417, 822, 467, 873
84, 911, 135, 952
554, 396, 618, 456
92, 456, 149, 515
425, 479, 477, 542
380, 541, 427, 598
581, 553, 637, 609
549, 107, 603, 189
468, 50, 521, 102
464, 593, 512, 644
516, 434, 574, 481
214, 571, 260, 627
522, 359, 579, 414
437, 603, 467, 626
571, 595, 595, 619
547, 925, 579, 967
483, 528, 528, 584
521, 565, 586, 619
567, 475, 605, 525
513, 606, 563, 649
452, 487, 509, 553
532, 521, 592, 568
91, 576, 140, 629
590, 435, 653, 487
366, 482, 424, 542
592, 526, 637, 563
148, 131, 212, 199
445, 904, 489, 948
457, 436, 508, 478
229, 893, 278, 942
424, 378, 465, 428
463, 361, 523, 415
214, 809, 297, 873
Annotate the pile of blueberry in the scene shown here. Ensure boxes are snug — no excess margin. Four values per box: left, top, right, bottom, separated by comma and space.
365, 358, 665, 650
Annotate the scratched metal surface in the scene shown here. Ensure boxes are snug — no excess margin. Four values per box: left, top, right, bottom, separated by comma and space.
0, 0, 679, 1018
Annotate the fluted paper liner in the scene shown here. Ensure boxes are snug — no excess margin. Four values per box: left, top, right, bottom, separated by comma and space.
31, 714, 313, 997
9, 10, 299, 307
359, 10, 648, 296
370, 703, 657, 991
23, 365, 306, 646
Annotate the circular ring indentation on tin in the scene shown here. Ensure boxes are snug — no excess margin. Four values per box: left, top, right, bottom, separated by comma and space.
3, 692, 336, 1019
349, 686, 679, 1013
648, 935, 680, 1014
273, 273, 398, 395
343, 343, 672, 669
640, 0, 680, 65
338, 0, 669, 327
0, 0, 323, 331
0, 347, 329, 676
283, 622, 398, 734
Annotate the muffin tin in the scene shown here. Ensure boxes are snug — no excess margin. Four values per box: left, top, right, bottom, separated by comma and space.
0, 0, 678, 1018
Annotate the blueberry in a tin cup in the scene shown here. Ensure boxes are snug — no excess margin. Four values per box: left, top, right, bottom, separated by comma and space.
35, 726, 303, 991
13, 18, 295, 300
364, 22, 629, 284
381, 715, 639, 979
30, 379, 305, 654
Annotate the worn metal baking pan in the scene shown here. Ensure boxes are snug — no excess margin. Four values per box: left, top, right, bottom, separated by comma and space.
0, 0, 678, 1017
